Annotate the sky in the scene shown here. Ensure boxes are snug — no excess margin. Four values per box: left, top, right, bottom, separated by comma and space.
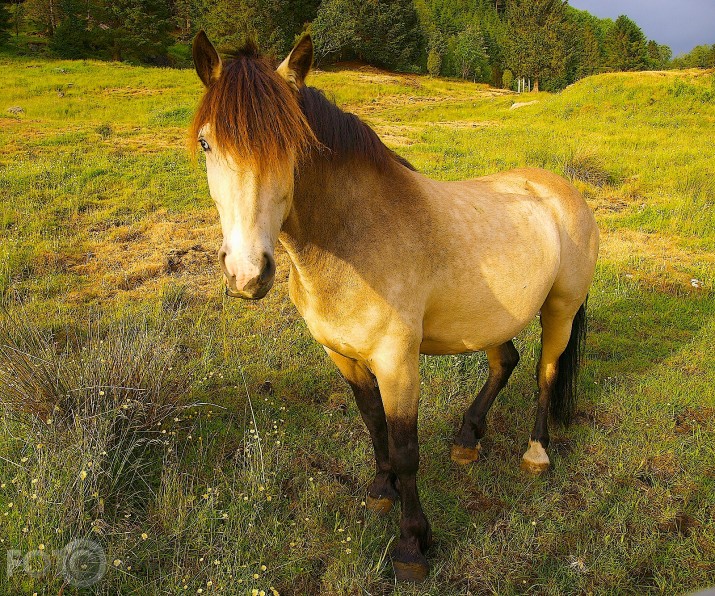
568, 0, 715, 56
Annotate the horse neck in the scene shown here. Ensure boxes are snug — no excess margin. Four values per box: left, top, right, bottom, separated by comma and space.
279, 158, 405, 257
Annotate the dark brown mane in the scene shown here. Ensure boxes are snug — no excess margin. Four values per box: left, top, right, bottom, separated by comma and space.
299, 87, 416, 171
190, 44, 415, 172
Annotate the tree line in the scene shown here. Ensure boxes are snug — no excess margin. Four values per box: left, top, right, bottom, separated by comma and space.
0, 0, 708, 90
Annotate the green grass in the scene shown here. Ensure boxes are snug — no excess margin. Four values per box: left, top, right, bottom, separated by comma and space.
1, 54, 714, 594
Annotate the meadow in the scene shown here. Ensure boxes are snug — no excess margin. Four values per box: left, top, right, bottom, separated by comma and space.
0, 52, 714, 595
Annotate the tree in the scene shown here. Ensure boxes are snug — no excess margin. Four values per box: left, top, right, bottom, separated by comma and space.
604, 15, 649, 71
446, 25, 489, 81
0, 1, 11, 44
504, 0, 568, 91
95, 0, 173, 62
646, 40, 671, 69
10, 0, 25, 38
196, 0, 317, 58
427, 47, 442, 75
312, 0, 423, 71
578, 24, 602, 77
359, 0, 425, 71
25, 0, 59, 36
48, 0, 93, 58
311, 0, 358, 64
671, 44, 715, 69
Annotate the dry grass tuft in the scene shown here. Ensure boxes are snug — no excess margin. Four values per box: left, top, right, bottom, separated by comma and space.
562, 148, 614, 187
0, 307, 194, 424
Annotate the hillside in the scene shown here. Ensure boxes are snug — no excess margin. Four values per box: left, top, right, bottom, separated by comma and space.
1, 57, 714, 594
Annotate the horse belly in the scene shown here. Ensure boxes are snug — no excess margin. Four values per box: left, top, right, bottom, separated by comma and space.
421, 232, 560, 354
420, 284, 549, 355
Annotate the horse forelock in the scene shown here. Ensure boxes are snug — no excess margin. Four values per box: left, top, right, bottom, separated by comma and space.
189, 46, 315, 171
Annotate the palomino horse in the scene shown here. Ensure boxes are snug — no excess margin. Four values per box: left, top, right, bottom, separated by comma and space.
190, 32, 599, 582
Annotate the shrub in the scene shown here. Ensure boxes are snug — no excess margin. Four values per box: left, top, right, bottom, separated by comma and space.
502, 69, 514, 90
427, 49, 442, 76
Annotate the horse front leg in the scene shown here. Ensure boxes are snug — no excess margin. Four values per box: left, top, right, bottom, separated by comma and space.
324, 347, 399, 513
372, 342, 431, 582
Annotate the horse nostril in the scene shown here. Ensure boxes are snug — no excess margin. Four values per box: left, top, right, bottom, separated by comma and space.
260, 252, 276, 283
218, 248, 229, 275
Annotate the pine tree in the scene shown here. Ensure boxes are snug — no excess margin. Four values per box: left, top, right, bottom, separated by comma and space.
312, 0, 423, 71
49, 0, 92, 58
604, 15, 649, 71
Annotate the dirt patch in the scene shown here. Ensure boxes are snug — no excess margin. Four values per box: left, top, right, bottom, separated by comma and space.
104, 127, 189, 154
373, 119, 497, 147
658, 513, 701, 536
102, 87, 167, 97
165, 244, 214, 274
647, 452, 680, 481
64, 209, 222, 303
599, 229, 714, 295
462, 486, 505, 515
117, 262, 165, 291
574, 407, 621, 430
32, 249, 89, 275
594, 197, 630, 213
674, 406, 715, 434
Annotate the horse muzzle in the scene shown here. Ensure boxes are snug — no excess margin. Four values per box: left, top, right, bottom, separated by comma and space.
223, 252, 276, 300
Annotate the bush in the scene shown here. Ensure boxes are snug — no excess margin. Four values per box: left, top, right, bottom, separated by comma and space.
427, 49, 442, 76
502, 69, 514, 90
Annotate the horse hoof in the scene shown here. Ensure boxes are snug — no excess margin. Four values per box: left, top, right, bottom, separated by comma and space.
520, 440, 550, 475
365, 495, 394, 514
451, 443, 481, 465
393, 559, 429, 583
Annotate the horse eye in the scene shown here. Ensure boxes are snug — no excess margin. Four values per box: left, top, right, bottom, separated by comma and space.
199, 139, 210, 152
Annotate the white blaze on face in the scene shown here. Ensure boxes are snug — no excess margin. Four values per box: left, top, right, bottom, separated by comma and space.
199, 125, 294, 294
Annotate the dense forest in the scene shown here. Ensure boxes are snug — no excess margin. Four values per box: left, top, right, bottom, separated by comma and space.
1, 0, 712, 90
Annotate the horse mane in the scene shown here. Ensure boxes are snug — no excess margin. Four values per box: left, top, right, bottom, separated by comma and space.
299, 86, 416, 172
190, 42, 415, 173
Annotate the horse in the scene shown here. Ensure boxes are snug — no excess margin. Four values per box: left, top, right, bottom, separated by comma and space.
189, 31, 599, 582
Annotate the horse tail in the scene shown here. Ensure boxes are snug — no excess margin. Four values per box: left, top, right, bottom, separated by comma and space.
550, 297, 588, 425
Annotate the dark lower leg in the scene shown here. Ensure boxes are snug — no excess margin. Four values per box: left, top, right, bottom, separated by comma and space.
347, 379, 398, 505
453, 342, 519, 452
324, 348, 399, 508
388, 416, 431, 581
531, 358, 558, 447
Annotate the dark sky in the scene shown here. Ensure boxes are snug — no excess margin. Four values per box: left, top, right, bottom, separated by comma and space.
568, 0, 715, 56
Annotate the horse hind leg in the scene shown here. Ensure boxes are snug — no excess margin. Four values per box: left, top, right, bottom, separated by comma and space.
451, 341, 520, 465
324, 347, 399, 514
522, 298, 587, 474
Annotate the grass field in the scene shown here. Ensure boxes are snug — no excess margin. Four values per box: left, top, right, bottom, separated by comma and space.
1, 52, 714, 595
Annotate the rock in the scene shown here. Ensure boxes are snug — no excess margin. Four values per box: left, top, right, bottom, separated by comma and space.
510, 100, 539, 110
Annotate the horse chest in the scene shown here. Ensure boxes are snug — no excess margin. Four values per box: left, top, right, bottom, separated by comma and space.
287, 267, 389, 361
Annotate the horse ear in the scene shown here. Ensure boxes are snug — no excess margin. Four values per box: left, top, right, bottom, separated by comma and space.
193, 31, 222, 87
277, 35, 313, 91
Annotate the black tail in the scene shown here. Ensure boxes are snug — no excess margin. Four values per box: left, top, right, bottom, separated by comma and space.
550, 298, 588, 425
